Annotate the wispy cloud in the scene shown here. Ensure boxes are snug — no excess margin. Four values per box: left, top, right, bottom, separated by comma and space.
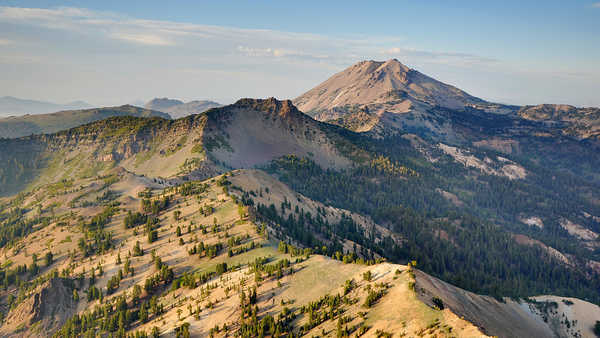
0, 5, 494, 69
0, 6, 335, 49
0, 6, 101, 30
236, 46, 331, 62
381, 47, 498, 67
592, 2, 600, 8
110, 33, 174, 46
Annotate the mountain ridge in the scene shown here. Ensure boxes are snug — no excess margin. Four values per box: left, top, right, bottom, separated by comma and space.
0, 105, 170, 139
0, 97, 357, 196
0, 96, 92, 117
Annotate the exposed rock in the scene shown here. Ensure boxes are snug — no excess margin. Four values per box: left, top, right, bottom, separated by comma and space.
0, 278, 77, 337
559, 218, 598, 241
519, 216, 544, 228
204, 98, 353, 169
512, 234, 571, 266
438, 143, 527, 179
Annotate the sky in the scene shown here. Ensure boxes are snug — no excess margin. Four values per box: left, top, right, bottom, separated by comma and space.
0, 0, 599, 107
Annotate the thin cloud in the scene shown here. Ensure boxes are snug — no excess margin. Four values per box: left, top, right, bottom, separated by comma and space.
592, 2, 600, 8
382, 47, 498, 67
111, 33, 173, 46
0, 6, 95, 20
236, 46, 330, 62
0, 6, 336, 48
0, 6, 100, 30
0, 38, 13, 45
0, 6, 494, 69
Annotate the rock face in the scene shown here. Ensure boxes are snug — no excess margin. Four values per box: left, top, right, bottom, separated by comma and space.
203, 97, 353, 169
0, 278, 77, 337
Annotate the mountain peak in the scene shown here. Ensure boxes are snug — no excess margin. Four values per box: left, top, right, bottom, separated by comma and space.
367, 58, 409, 69
293, 59, 483, 114
378, 58, 411, 73
347, 59, 411, 81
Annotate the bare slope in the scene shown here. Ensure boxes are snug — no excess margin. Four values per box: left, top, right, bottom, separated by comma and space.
203, 98, 352, 169
415, 270, 600, 338
294, 59, 485, 116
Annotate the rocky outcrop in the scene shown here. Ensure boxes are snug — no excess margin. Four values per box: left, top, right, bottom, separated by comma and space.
0, 278, 77, 337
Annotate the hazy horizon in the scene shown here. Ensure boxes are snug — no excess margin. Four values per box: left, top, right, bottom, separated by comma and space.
1, 1, 599, 108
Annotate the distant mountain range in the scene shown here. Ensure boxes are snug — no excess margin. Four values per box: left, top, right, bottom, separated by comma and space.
0, 105, 169, 139
145, 97, 222, 118
0, 96, 222, 138
0, 96, 92, 117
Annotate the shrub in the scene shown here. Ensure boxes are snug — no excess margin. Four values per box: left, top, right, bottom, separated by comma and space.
432, 297, 444, 310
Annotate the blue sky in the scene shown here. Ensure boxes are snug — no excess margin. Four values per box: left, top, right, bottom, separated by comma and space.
0, 0, 599, 106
